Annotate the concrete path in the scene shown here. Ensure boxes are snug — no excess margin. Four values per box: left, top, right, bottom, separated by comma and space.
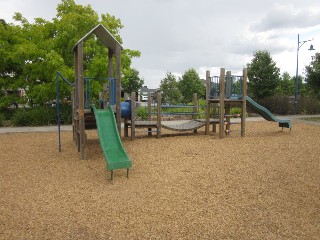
0, 115, 319, 134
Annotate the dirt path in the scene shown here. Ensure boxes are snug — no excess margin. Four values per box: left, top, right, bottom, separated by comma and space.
1, 121, 319, 239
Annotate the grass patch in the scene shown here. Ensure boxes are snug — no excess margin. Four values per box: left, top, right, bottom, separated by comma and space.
302, 117, 320, 122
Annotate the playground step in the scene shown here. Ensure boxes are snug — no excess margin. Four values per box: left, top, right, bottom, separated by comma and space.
84, 111, 97, 129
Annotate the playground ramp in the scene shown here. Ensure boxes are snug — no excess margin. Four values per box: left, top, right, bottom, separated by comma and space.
92, 105, 132, 179
246, 96, 291, 129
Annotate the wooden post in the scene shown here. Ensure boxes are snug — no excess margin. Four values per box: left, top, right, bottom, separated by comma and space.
225, 71, 231, 132
219, 68, 225, 139
147, 92, 152, 136
205, 70, 211, 135
226, 71, 232, 98
77, 41, 86, 160
107, 50, 113, 109
156, 91, 161, 138
131, 92, 136, 140
193, 93, 198, 133
241, 68, 247, 137
115, 45, 122, 135
73, 50, 78, 144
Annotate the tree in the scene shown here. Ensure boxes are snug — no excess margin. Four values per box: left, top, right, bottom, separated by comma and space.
276, 72, 295, 95
122, 68, 144, 94
247, 50, 281, 100
0, 0, 140, 107
178, 68, 205, 104
159, 72, 182, 104
305, 52, 320, 98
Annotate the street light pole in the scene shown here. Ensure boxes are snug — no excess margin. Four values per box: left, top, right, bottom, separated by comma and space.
294, 34, 315, 114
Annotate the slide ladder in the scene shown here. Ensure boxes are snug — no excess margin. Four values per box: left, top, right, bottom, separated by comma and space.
92, 105, 132, 179
246, 96, 291, 129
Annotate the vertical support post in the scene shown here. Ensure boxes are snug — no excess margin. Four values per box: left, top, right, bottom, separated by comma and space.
73, 50, 78, 144
205, 70, 211, 135
115, 45, 122, 135
156, 91, 161, 138
108, 49, 114, 107
77, 41, 86, 160
124, 118, 128, 138
147, 92, 152, 136
193, 93, 198, 133
130, 92, 136, 140
241, 68, 247, 137
219, 68, 225, 139
225, 71, 232, 98
225, 71, 231, 133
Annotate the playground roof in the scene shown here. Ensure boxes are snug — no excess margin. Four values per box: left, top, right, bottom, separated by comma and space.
73, 24, 123, 52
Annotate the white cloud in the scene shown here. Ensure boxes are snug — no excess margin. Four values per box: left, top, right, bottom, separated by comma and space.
1, 0, 320, 88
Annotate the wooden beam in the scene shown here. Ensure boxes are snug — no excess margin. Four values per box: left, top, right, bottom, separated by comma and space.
205, 70, 210, 135
219, 68, 225, 139
130, 92, 136, 140
115, 45, 121, 134
157, 91, 161, 138
77, 41, 86, 160
241, 68, 247, 137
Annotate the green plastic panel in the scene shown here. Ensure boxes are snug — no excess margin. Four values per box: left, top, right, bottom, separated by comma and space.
93, 105, 132, 171
246, 96, 291, 129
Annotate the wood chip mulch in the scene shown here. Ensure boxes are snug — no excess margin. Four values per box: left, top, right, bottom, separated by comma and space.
1, 121, 319, 239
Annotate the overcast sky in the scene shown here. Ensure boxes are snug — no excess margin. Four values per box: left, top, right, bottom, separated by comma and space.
1, 0, 320, 88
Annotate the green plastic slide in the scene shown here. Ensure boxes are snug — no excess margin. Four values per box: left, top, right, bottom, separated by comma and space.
92, 105, 132, 178
246, 96, 291, 129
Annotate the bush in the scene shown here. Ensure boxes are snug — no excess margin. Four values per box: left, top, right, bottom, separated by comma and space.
136, 107, 148, 120
255, 95, 292, 115
299, 96, 320, 114
230, 107, 241, 116
0, 113, 4, 127
11, 104, 73, 127
12, 108, 54, 126
55, 104, 73, 125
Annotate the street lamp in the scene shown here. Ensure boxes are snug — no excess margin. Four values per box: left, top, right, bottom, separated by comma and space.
294, 34, 315, 114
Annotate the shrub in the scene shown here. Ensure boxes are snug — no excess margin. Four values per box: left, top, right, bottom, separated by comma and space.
230, 107, 241, 116
256, 95, 291, 115
55, 104, 73, 125
0, 113, 4, 127
299, 96, 320, 114
12, 108, 54, 126
136, 107, 148, 120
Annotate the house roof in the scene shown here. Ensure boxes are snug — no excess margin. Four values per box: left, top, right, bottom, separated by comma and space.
73, 24, 123, 52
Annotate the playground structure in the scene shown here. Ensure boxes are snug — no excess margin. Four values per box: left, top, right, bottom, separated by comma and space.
124, 91, 211, 140
205, 68, 291, 137
205, 68, 247, 139
124, 68, 248, 139
125, 67, 291, 139
57, 24, 131, 179
56, 24, 291, 180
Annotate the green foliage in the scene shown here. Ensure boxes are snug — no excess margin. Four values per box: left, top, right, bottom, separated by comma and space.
298, 96, 320, 114
0, 0, 140, 108
160, 72, 182, 104
0, 113, 4, 127
247, 50, 281, 100
11, 104, 72, 126
122, 68, 144, 94
136, 107, 148, 120
276, 72, 295, 95
230, 107, 241, 115
178, 68, 205, 104
257, 95, 291, 115
305, 52, 320, 98
12, 108, 52, 126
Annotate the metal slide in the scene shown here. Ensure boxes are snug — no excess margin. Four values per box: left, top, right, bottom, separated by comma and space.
92, 105, 132, 179
246, 96, 291, 129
